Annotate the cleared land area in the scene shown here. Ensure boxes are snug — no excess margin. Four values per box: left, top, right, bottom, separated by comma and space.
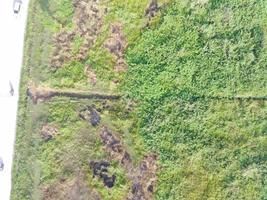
12, 0, 266, 200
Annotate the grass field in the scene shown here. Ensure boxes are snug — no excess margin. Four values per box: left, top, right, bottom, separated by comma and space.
11, 0, 266, 199
123, 0, 267, 199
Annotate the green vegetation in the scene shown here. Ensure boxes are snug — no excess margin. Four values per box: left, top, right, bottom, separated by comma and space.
50, 61, 87, 88
12, 0, 148, 199
12, 0, 266, 199
123, 0, 267, 199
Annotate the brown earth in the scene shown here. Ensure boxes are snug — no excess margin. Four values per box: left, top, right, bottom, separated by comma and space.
79, 105, 101, 126
51, 30, 75, 68
126, 154, 157, 200
42, 171, 101, 200
27, 82, 120, 104
84, 64, 97, 86
73, 0, 104, 61
50, 0, 105, 85
145, 0, 159, 21
143, 0, 167, 29
41, 124, 59, 141
99, 126, 157, 200
104, 23, 128, 73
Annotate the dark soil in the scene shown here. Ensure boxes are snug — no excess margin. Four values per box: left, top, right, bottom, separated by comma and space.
79, 105, 101, 126
100, 127, 157, 200
40, 124, 58, 141
145, 0, 159, 20
89, 160, 116, 188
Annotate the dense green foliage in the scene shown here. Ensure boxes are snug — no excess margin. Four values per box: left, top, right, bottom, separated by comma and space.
123, 0, 267, 199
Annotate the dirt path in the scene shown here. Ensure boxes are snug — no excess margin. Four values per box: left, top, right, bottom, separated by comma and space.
186, 94, 267, 101
27, 82, 121, 103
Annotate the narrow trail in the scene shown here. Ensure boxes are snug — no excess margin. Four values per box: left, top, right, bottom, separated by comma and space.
27, 83, 121, 103
189, 95, 267, 101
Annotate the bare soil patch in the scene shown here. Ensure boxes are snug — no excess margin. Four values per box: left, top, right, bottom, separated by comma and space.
51, 30, 75, 68
73, 0, 104, 61
145, 0, 159, 21
84, 64, 97, 86
42, 171, 101, 200
27, 82, 120, 104
79, 105, 101, 126
99, 126, 157, 200
89, 160, 116, 188
104, 23, 128, 73
51, 0, 105, 69
41, 124, 59, 141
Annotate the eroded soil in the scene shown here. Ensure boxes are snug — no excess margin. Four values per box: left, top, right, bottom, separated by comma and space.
41, 124, 59, 141
100, 127, 157, 200
104, 23, 128, 73
27, 82, 120, 103
51, 30, 75, 68
43, 171, 101, 200
73, 0, 104, 61
51, 0, 104, 72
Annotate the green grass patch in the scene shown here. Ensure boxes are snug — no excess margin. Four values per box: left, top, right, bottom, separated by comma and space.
122, 0, 267, 199
49, 60, 87, 89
